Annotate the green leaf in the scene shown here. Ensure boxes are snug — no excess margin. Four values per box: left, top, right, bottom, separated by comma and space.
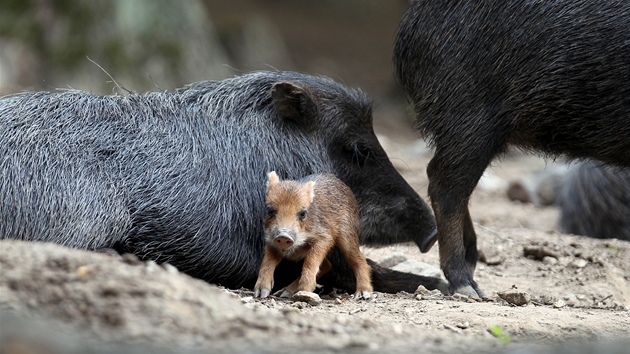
489, 325, 511, 344
490, 325, 504, 337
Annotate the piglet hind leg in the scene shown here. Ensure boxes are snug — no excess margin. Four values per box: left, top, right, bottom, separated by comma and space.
336, 232, 373, 300
277, 238, 334, 298
275, 257, 334, 298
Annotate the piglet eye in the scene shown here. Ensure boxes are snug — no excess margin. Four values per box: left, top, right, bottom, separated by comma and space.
297, 209, 307, 221
266, 206, 277, 218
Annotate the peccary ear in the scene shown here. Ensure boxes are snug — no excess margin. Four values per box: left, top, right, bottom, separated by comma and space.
304, 181, 316, 204
267, 171, 280, 192
271, 81, 316, 122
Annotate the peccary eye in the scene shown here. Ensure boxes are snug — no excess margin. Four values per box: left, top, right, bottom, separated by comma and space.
266, 206, 277, 218
349, 144, 372, 168
297, 209, 307, 221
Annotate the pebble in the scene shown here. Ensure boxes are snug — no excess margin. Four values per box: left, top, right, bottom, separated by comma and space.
523, 246, 560, 261
479, 251, 505, 266
121, 253, 141, 265
415, 286, 443, 298
450, 293, 476, 302
76, 265, 92, 277
443, 324, 462, 334
292, 291, 322, 306
455, 322, 470, 329
542, 256, 558, 266
570, 259, 588, 268
537, 294, 556, 305
162, 263, 179, 274
497, 289, 531, 306
553, 300, 566, 308
145, 260, 160, 273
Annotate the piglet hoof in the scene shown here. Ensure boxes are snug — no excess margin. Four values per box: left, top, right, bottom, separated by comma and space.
353, 291, 372, 300
254, 287, 271, 298
274, 289, 294, 298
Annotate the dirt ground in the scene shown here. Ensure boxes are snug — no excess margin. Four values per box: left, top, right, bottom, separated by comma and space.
1, 120, 629, 354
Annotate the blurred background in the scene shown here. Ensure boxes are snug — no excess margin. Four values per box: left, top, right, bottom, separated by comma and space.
0, 0, 415, 132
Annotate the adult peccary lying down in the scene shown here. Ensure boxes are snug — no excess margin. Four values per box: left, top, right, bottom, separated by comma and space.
394, 0, 629, 296
0, 71, 442, 293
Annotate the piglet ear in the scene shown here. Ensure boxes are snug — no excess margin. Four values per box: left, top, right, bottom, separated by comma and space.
304, 181, 316, 203
267, 171, 280, 192
271, 81, 316, 122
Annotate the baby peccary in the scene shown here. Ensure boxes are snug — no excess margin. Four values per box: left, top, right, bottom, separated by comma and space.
254, 171, 373, 300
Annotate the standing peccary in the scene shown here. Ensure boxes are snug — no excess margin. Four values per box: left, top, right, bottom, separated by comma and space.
254, 172, 372, 299
0, 71, 441, 293
394, 0, 630, 296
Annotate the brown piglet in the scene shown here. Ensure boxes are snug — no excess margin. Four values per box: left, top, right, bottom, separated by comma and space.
254, 171, 373, 299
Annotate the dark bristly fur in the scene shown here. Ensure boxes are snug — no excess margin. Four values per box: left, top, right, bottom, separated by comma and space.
0, 70, 438, 293
394, 0, 629, 296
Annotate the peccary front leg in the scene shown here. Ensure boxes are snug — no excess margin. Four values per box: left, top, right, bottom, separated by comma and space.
254, 246, 283, 298
427, 130, 505, 297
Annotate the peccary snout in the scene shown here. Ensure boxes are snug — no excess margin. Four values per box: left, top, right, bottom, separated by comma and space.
274, 232, 295, 250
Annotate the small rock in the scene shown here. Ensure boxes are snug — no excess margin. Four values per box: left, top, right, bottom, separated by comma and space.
241, 296, 253, 303
479, 250, 505, 266
162, 263, 179, 274
553, 300, 566, 308
523, 246, 560, 261
292, 291, 322, 306
497, 289, 531, 306
537, 294, 557, 305
455, 322, 470, 329
451, 293, 470, 302
121, 253, 141, 265
443, 323, 462, 334
292, 302, 306, 309
542, 256, 558, 266
415, 285, 430, 295
349, 308, 362, 315
557, 257, 571, 266
76, 265, 92, 277
415, 286, 443, 298
484, 255, 505, 266
145, 260, 160, 273
570, 258, 588, 268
